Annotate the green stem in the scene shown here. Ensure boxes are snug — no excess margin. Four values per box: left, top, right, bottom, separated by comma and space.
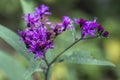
50, 36, 98, 65
43, 36, 98, 80
44, 64, 50, 80
49, 37, 83, 65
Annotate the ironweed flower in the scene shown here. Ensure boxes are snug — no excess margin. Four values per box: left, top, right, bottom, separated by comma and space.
50, 23, 63, 36
19, 4, 109, 59
22, 13, 39, 27
19, 4, 73, 59
35, 4, 51, 19
74, 18, 109, 38
102, 31, 109, 37
18, 25, 54, 59
62, 16, 73, 31
50, 16, 73, 36
19, 4, 54, 59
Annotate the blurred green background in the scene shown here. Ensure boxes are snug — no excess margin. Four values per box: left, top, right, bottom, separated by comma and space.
0, 0, 120, 80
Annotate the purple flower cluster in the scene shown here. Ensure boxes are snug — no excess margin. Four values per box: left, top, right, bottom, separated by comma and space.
75, 18, 109, 38
19, 4, 109, 59
19, 4, 73, 59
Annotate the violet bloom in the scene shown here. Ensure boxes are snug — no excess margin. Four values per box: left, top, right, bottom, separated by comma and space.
50, 16, 73, 36
19, 4, 54, 59
62, 16, 73, 31
19, 25, 54, 59
35, 4, 51, 19
75, 18, 109, 38
22, 13, 39, 27
19, 4, 75, 59
81, 18, 99, 38
102, 31, 109, 37
50, 23, 63, 36
19, 4, 109, 59
97, 25, 104, 35
74, 18, 86, 27
75, 18, 98, 38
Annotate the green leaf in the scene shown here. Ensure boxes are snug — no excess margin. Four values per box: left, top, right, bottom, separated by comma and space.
64, 51, 115, 66
20, 0, 35, 14
24, 58, 46, 79
0, 25, 45, 78
0, 24, 32, 59
0, 51, 32, 80
46, 50, 54, 63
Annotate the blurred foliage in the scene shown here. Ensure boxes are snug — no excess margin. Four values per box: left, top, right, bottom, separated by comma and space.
0, 51, 32, 80
0, 0, 20, 15
0, 0, 120, 80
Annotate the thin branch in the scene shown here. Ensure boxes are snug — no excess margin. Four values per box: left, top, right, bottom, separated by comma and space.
44, 65, 50, 80
44, 53, 49, 66
49, 36, 98, 65
43, 53, 49, 80
43, 36, 98, 80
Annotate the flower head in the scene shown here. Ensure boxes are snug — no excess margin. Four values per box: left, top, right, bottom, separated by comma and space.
19, 25, 54, 59
35, 4, 51, 19
50, 23, 63, 36
19, 4, 74, 59
74, 18, 86, 26
81, 18, 99, 38
19, 4, 54, 59
19, 4, 109, 59
22, 13, 39, 27
74, 18, 109, 38
62, 16, 73, 31
102, 31, 109, 37
97, 25, 104, 35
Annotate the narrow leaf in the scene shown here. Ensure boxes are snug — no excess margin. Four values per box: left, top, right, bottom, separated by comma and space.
46, 50, 54, 63
0, 25, 32, 59
64, 51, 115, 66
0, 51, 32, 80
24, 59, 46, 79
20, 0, 35, 14
0, 25, 46, 78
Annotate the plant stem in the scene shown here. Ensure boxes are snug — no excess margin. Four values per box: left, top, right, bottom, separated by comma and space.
45, 64, 50, 80
49, 37, 83, 65
44, 53, 49, 80
43, 36, 98, 80
44, 37, 83, 80
49, 36, 98, 65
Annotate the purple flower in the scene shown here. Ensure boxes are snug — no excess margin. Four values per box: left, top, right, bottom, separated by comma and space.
35, 4, 51, 19
50, 23, 63, 36
102, 31, 109, 37
74, 18, 86, 26
74, 18, 109, 38
50, 16, 74, 36
22, 13, 39, 27
62, 16, 73, 31
19, 4, 109, 59
20, 4, 72, 59
81, 18, 99, 38
19, 4, 54, 59
19, 25, 54, 59
97, 25, 104, 35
